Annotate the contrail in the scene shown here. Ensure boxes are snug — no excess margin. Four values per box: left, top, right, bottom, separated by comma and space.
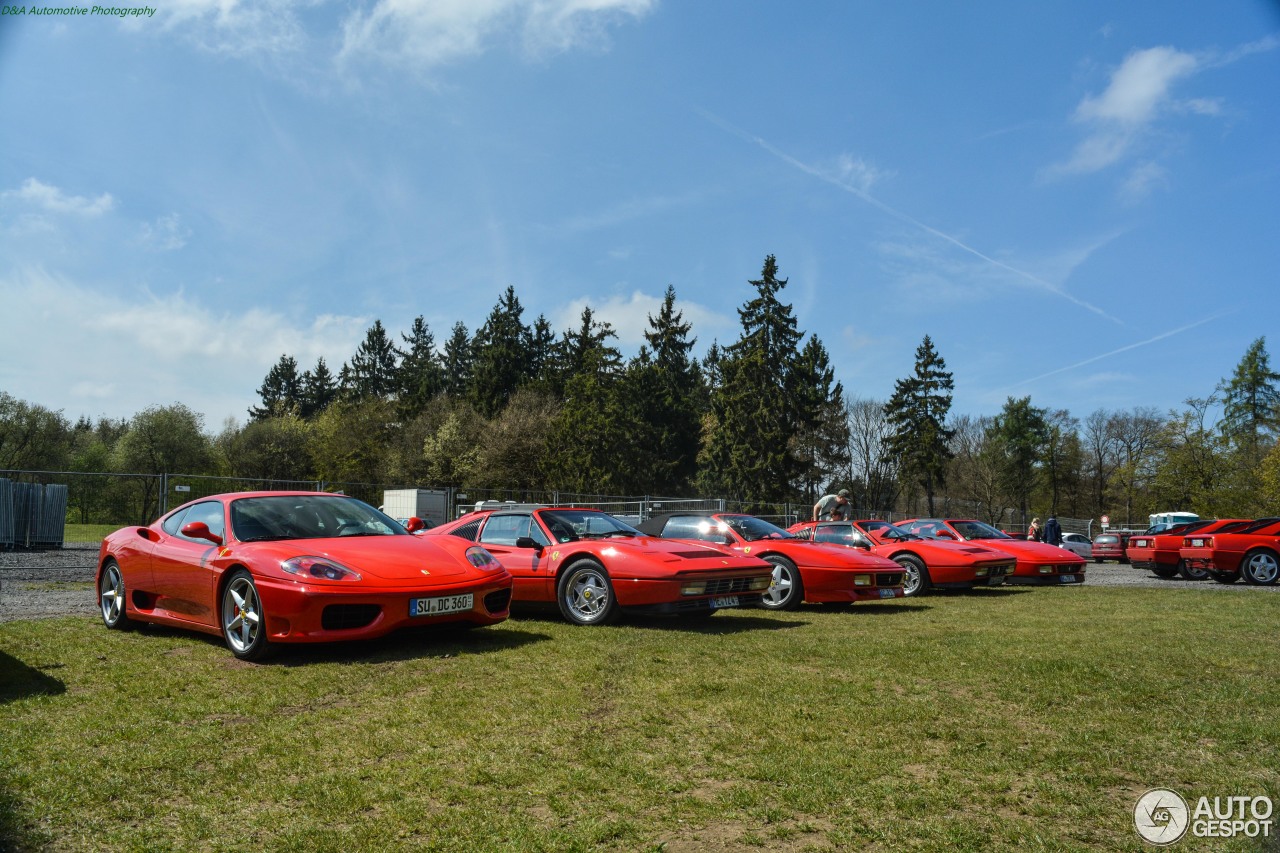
1002, 312, 1234, 390
698, 108, 1123, 325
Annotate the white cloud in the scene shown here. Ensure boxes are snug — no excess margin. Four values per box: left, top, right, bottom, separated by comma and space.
339, 0, 653, 70
549, 289, 733, 350
155, 0, 309, 56
137, 214, 192, 252
1074, 46, 1197, 126
0, 267, 369, 426
2, 178, 115, 216
1119, 161, 1169, 204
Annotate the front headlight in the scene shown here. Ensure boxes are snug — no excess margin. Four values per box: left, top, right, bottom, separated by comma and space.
280, 556, 362, 581
1039, 565, 1053, 574
974, 567, 989, 577
681, 581, 708, 595
853, 574, 872, 586
465, 546, 503, 571
750, 576, 771, 591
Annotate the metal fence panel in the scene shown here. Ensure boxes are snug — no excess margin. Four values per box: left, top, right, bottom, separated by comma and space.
0, 478, 12, 549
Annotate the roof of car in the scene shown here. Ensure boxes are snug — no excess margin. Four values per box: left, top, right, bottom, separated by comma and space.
633, 511, 727, 535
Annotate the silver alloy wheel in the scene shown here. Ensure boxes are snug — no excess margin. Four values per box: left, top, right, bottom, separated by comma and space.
563, 565, 612, 622
100, 563, 125, 626
899, 560, 922, 596
1243, 551, 1280, 585
763, 562, 795, 607
223, 575, 263, 654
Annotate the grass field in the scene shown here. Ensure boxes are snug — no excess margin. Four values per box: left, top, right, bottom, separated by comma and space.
2, 586, 1278, 851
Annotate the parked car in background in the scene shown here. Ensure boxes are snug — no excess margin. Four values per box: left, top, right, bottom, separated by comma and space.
1091, 531, 1132, 564
896, 518, 1088, 585
635, 512, 906, 610
95, 492, 514, 661
426, 506, 773, 624
1180, 517, 1280, 585
1058, 532, 1093, 560
787, 519, 1015, 597
1127, 519, 1252, 580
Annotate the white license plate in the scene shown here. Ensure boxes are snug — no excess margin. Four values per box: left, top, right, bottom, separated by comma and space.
410, 593, 473, 617
1059, 575, 1077, 583
879, 588, 897, 599
710, 596, 740, 609
988, 575, 1006, 586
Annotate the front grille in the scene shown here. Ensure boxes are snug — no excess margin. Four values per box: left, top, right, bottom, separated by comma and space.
703, 577, 757, 595
877, 572, 903, 587
321, 604, 381, 631
484, 588, 512, 614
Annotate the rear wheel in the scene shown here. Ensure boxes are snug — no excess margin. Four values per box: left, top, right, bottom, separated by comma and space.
896, 554, 930, 597
1241, 550, 1280, 586
98, 560, 133, 630
760, 555, 804, 611
1177, 559, 1209, 581
557, 560, 619, 625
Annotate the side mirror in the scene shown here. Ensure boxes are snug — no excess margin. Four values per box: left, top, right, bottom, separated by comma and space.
934, 530, 957, 540
181, 521, 223, 546
405, 517, 425, 533
515, 536, 543, 553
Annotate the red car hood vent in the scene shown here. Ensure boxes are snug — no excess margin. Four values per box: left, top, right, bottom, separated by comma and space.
960, 547, 999, 554
672, 550, 730, 560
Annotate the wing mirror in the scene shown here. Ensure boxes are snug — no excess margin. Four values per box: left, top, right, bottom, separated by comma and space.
405, 517, 426, 533
181, 521, 223, 546
934, 530, 957, 540
515, 536, 544, 554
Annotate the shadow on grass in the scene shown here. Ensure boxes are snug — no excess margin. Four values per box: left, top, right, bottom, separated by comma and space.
508, 609, 809, 635
125, 620, 550, 666
0, 650, 65, 704
944, 586, 1036, 598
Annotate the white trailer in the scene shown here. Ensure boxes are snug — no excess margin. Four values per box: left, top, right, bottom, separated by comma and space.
381, 489, 449, 527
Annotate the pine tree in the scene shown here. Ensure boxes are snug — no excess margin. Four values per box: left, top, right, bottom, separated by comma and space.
791, 335, 851, 501
1219, 336, 1280, 453
883, 335, 955, 515
300, 357, 337, 419
249, 354, 302, 421
395, 316, 445, 417
344, 320, 399, 400
469, 287, 533, 417
987, 396, 1049, 525
441, 322, 473, 398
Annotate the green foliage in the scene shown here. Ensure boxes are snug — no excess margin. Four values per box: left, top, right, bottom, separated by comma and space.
421, 401, 485, 487
309, 397, 397, 485
344, 320, 400, 401
469, 287, 533, 418
223, 414, 315, 481
987, 396, 1049, 522
248, 354, 302, 421
470, 388, 559, 490
884, 335, 954, 514
0, 392, 71, 470
1219, 335, 1280, 453
394, 316, 445, 419
441, 321, 474, 399
300, 356, 338, 418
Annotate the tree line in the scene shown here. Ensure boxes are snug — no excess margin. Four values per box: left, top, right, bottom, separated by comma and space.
4, 255, 1279, 526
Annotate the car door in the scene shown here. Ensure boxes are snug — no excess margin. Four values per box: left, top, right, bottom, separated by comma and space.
149, 500, 225, 627
477, 513, 554, 601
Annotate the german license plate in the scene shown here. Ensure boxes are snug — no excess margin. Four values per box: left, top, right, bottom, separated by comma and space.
988, 575, 1006, 586
410, 593, 473, 617
879, 588, 897, 599
1059, 575, 1077, 583
710, 596, 739, 609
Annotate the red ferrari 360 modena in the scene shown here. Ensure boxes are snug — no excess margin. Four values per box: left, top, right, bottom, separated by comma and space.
426, 506, 774, 624
787, 519, 1016, 597
895, 518, 1087, 585
96, 492, 514, 660
1126, 518, 1252, 580
1180, 517, 1280, 585
634, 512, 906, 610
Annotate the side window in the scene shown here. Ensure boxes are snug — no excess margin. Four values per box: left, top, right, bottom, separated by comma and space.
480, 515, 532, 547
162, 507, 191, 536
451, 519, 482, 542
793, 526, 814, 540
664, 516, 731, 545
815, 527, 855, 545
177, 501, 225, 542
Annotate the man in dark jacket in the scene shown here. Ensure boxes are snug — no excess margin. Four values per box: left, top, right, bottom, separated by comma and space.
1043, 515, 1062, 546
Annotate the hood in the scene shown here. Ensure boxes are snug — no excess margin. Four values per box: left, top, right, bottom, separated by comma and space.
243, 535, 472, 579
790, 541, 902, 570
975, 538, 1085, 562
908, 540, 1012, 561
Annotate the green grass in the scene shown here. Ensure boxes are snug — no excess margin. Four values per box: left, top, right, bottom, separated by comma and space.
2, 587, 1279, 851
62, 524, 115, 547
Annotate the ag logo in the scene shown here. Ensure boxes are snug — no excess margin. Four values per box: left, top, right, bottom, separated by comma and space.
1134, 788, 1189, 845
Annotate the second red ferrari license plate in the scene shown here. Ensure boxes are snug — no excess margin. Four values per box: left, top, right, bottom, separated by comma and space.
410, 593, 474, 617
710, 596, 740, 608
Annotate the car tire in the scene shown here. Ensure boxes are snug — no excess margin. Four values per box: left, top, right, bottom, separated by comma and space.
760, 555, 804, 611
98, 560, 134, 630
556, 559, 619, 625
1209, 571, 1240, 585
1240, 550, 1280, 586
895, 554, 930, 597
1151, 565, 1179, 579
1177, 559, 1209, 581
221, 569, 274, 661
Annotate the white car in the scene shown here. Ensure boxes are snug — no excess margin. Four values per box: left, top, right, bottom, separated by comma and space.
1058, 532, 1093, 559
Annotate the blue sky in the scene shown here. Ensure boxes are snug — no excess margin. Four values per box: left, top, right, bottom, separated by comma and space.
2, 1, 1278, 431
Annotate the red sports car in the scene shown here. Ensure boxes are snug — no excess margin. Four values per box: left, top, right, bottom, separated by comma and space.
1180, 517, 1280, 585
896, 518, 1087, 585
634, 512, 905, 610
1126, 519, 1251, 580
787, 519, 1016, 597
96, 492, 513, 660
426, 506, 773, 624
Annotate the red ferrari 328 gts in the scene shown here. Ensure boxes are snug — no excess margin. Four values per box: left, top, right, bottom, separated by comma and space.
427, 506, 774, 625
896, 518, 1087, 586
96, 491, 513, 660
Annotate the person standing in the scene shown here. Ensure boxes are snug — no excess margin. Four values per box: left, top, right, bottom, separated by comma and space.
1027, 517, 1042, 541
813, 489, 851, 521
1043, 515, 1062, 546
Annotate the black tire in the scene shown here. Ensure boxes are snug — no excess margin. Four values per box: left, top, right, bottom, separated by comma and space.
98, 559, 134, 630
556, 560, 620, 625
1093, 557, 1103, 564
1210, 571, 1240, 585
895, 554, 930, 597
760, 555, 804, 611
1177, 559, 1209, 581
1240, 550, 1280, 586
1151, 565, 1179, 579
221, 569, 274, 661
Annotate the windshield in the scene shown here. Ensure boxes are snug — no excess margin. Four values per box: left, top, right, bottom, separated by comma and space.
948, 520, 1011, 540
860, 520, 917, 541
720, 515, 796, 542
230, 495, 404, 542
539, 509, 641, 541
